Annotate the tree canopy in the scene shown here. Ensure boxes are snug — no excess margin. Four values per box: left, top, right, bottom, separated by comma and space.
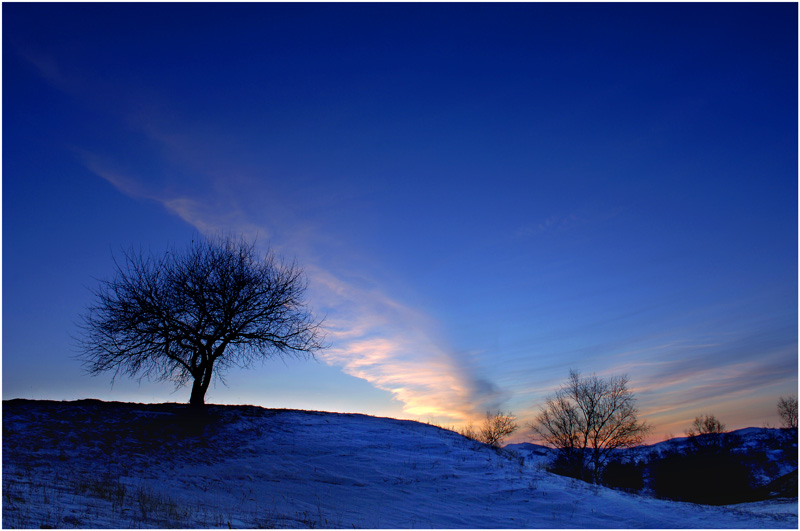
532, 370, 650, 483
77, 236, 325, 405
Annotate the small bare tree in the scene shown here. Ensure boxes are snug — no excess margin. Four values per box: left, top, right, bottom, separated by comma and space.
478, 411, 519, 448
686, 414, 727, 450
457, 412, 518, 448
532, 370, 650, 483
77, 235, 325, 406
777, 396, 798, 429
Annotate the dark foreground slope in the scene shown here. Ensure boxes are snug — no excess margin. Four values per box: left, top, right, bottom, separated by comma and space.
3, 399, 797, 528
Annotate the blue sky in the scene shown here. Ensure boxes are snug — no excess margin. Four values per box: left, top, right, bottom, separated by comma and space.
3, 3, 797, 442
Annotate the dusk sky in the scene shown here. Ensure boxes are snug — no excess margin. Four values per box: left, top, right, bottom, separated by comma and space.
3, 3, 797, 443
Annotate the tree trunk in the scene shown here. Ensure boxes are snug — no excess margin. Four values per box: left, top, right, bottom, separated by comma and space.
189, 376, 206, 407
188, 361, 214, 407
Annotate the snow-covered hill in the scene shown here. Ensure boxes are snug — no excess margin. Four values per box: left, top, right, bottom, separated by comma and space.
2, 399, 797, 528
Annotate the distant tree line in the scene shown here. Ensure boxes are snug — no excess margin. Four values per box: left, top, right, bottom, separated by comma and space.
452, 371, 796, 506
525, 371, 797, 505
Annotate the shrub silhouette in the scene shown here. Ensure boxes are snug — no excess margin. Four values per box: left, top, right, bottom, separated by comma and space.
649, 446, 754, 505
478, 411, 518, 448
458, 422, 479, 441
547, 449, 588, 481
649, 418, 754, 505
686, 414, 731, 451
602, 458, 645, 493
459, 411, 519, 448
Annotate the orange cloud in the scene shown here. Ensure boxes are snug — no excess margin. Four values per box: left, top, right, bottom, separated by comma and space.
307, 265, 507, 423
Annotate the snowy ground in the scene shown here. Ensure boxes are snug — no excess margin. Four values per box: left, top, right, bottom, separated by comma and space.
2, 399, 797, 528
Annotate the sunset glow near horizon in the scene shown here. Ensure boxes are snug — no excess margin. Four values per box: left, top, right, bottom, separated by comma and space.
3, 3, 797, 444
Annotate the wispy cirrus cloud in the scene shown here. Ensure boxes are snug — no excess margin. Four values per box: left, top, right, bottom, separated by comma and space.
37, 45, 510, 425
597, 324, 797, 438
15, 48, 85, 94
514, 206, 624, 239
82, 155, 147, 199
80, 152, 265, 242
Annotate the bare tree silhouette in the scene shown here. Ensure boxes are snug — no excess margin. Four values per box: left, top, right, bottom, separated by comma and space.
777, 396, 798, 429
77, 235, 325, 406
478, 411, 518, 448
532, 370, 649, 483
686, 414, 728, 450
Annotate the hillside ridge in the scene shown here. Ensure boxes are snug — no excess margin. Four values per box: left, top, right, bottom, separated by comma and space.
3, 399, 797, 528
